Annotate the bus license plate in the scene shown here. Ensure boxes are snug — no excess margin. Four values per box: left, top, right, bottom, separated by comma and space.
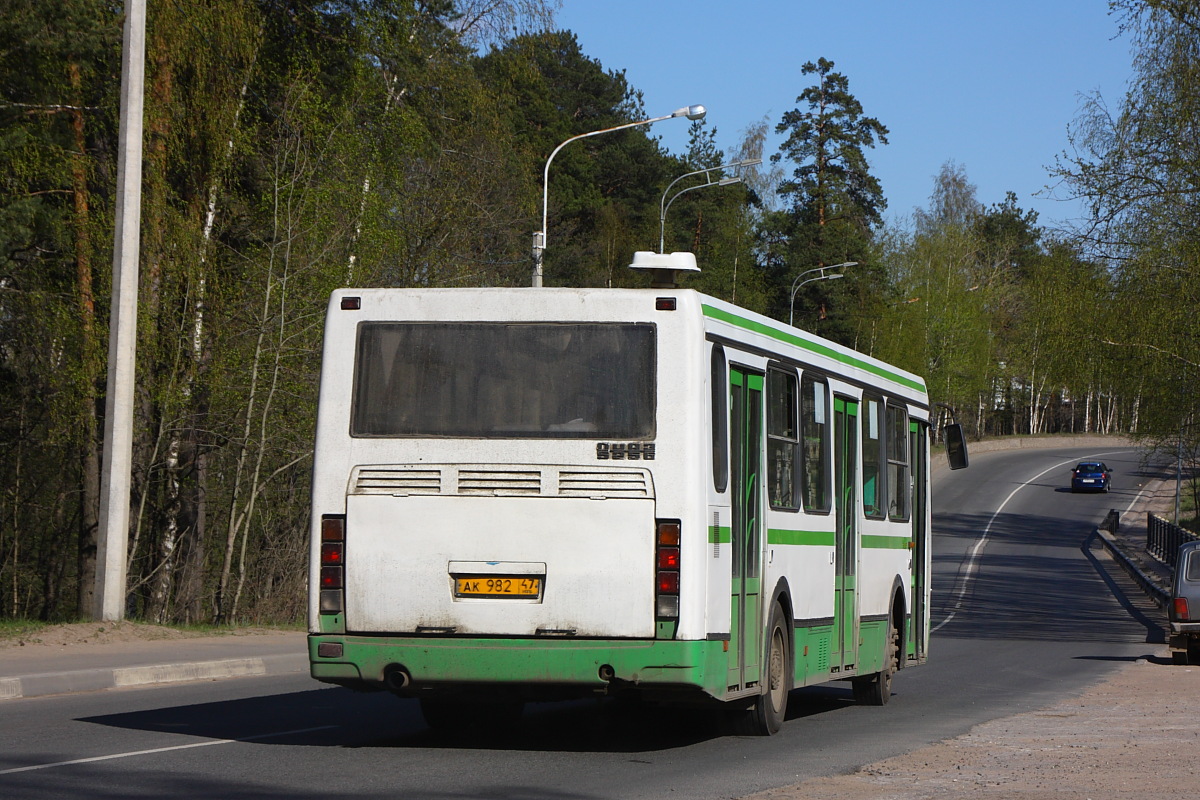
455, 576, 541, 598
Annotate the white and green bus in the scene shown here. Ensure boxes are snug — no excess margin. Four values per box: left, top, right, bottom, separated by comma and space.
308, 257, 966, 735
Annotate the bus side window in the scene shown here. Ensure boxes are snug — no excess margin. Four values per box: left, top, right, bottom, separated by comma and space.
862, 396, 885, 518
711, 344, 728, 493
800, 374, 831, 513
887, 405, 910, 521
767, 368, 799, 510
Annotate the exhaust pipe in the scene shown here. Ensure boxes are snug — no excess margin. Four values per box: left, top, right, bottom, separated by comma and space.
598, 664, 616, 682
385, 665, 412, 692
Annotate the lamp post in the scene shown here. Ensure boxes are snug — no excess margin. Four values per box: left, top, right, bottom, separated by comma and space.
94, 0, 146, 621
788, 262, 857, 326
659, 158, 761, 253
531, 104, 707, 287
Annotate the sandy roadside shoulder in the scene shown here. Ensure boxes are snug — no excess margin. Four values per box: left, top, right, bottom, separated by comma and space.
744, 651, 1200, 800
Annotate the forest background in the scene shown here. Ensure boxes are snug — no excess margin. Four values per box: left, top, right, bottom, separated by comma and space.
1, 0, 1197, 624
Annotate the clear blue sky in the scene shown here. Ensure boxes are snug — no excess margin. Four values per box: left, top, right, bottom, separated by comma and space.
555, 0, 1134, 230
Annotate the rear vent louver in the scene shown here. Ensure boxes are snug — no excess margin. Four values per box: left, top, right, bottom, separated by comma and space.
353, 467, 441, 495
458, 469, 541, 495
558, 470, 650, 498
350, 465, 653, 499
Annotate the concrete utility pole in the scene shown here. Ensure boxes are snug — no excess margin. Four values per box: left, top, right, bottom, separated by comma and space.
93, 0, 146, 621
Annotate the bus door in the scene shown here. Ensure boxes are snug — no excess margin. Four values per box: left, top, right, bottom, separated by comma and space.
728, 367, 764, 692
910, 421, 929, 661
832, 396, 858, 671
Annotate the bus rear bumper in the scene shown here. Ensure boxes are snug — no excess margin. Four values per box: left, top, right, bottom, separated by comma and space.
308, 634, 729, 701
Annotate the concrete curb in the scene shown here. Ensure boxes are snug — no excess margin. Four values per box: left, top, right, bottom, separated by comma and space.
0, 652, 308, 701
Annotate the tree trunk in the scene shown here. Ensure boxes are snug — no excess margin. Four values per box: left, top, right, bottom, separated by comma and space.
137, 40, 174, 622
68, 60, 101, 615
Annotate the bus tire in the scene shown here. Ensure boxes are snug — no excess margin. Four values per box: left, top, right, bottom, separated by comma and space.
734, 602, 790, 735
853, 615, 898, 706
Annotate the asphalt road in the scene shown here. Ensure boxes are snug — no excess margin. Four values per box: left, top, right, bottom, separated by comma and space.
0, 445, 1162, 800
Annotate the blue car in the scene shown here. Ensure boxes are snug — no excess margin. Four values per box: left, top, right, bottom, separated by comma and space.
1070, 462, 1111, 492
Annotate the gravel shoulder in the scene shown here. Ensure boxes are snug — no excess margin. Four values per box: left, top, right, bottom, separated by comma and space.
745, 651, 1200, 800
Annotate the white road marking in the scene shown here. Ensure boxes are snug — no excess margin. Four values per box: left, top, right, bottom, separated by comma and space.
932, 450, 1129, 632
0, 725, 336, 775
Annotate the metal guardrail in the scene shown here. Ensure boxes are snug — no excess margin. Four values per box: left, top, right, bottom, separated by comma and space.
1092, 526, 1170, 609
1147, 512, 1200, 570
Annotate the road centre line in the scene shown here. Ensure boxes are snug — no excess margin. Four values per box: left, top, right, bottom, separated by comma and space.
0, 725, 337, 775
932, 451, 1127, 633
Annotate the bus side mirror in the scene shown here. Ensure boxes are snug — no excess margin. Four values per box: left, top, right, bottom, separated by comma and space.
945, 423, 969, 470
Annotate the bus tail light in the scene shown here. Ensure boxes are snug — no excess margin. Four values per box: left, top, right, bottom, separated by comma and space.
320, 515, 345, 614
656, 519, 681, 619
1174, 597, 1190, 621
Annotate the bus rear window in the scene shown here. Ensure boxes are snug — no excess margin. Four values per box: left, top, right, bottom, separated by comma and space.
351, 322, 656, 438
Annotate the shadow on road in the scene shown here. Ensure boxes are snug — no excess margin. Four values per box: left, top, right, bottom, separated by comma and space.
76, 682, 859, 755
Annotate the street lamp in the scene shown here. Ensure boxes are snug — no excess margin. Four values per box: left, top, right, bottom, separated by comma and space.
659, 158, 761, 252
788, 261, 858, 327
531, 104, 707, 287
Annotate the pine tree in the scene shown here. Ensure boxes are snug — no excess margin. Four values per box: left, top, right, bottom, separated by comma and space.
768, 58, 889, 345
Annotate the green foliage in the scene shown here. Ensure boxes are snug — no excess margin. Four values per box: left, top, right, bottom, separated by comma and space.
0, 0, 123, 620
1051, 0, 1200, 460
876, 156, 1137, 440
479, 30, 664, 286
5, 0, 1192, 624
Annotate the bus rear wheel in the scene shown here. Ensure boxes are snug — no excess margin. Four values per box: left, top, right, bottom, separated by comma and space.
853, 616, 898, 706
733, 602, 790, 735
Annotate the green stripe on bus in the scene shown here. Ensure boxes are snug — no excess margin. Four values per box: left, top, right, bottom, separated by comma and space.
709, 525, 731, 544
862, 534, 913, 550
767, 529, 836, 546
702, 304, 926, 392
